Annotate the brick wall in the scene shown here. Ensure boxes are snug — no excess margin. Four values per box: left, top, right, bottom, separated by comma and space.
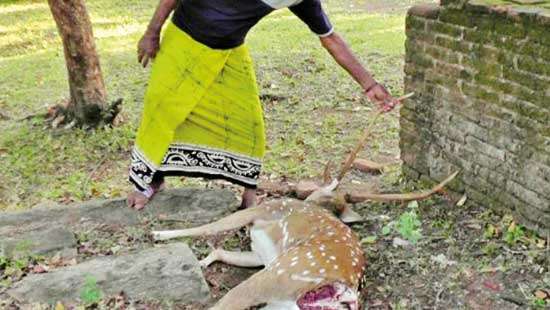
401, 1, 550, 234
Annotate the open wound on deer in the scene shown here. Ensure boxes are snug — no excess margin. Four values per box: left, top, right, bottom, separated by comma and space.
153, 193, 366, 310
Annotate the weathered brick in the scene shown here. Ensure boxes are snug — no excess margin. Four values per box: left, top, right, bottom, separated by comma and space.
517, 56, 550, 76
518, 162, 550, 199
403, 2, 550, 235
502, 67, 549, 93
461, 82, 500, 102
465, 135, 507, 161
507, 180, 549, 212
499, 95, 549, 124
434, 35, 473, 53
428, 20, 464, 37
406, 15, 427, 33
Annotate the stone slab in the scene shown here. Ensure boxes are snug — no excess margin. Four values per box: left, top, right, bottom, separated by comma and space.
0, 188, 238, 236
0, 227, 77, 259
7, 243, 210, 304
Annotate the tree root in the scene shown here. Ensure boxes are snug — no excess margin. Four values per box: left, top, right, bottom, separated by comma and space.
39, 98, 123, 129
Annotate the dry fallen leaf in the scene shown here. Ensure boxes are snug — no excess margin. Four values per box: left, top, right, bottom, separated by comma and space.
456, 194, 468, 207
534, 289, 549, 300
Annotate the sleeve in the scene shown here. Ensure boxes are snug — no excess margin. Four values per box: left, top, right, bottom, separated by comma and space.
289, 0, 334, 37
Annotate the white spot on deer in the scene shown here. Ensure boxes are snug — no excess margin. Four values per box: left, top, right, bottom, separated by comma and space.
290, 261, 298, 267
277, 269, 285, 275
329, 256, 336, 260
320, 268, 326, 274
334, 265, 339, 270
291, 256, 299, 261
321, 252, 326, 257
302, 270, 310, 275
310, 262, 316, 267
290, 274, 323, 284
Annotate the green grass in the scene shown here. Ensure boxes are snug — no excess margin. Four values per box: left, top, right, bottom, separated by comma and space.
0, 0, 414, 209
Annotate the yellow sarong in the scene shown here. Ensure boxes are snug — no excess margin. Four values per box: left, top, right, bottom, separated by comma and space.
130, 22, 265, 192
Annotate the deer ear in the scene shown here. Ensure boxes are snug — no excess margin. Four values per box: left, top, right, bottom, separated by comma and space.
339, 205, 363, 223
305, 179, 339, 202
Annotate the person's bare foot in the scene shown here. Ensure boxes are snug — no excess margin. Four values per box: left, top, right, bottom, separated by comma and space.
127, 181, 165, 210
127, 191, 150, 210
239, 188, 257, 209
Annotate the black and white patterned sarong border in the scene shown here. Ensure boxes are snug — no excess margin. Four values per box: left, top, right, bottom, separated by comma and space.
159, 143, 261, 187
129, 144, 262, 190
129, 147, 158, 191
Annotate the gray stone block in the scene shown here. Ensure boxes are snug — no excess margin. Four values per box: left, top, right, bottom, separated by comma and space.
7, 243, 210, 304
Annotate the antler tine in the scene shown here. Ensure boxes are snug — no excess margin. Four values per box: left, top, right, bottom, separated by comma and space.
336, 92, 415, 184
323, 160, 333, 185
347, 171, 459, 203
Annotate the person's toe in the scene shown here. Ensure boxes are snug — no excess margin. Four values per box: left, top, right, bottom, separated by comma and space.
133, 201, 147, 210
127, 194, 135, 208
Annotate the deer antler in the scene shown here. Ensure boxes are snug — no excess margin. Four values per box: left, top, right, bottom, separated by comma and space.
337, 92, 415, 184
346, 171, 459, 203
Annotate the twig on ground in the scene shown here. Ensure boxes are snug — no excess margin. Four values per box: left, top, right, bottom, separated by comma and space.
503, 246, 546, 255
82, 157, 107, 193
500, 295, 525, 306
0, 111, 11, 120
17, 112, 48, 122
157, 217, 191, 223
323, 160, 333, 185
434, 285, 445, 310
517, 283, 529, 302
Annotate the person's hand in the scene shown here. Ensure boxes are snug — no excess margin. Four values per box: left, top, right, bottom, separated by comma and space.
364, 83, 400, 112
137, 32, 160, 68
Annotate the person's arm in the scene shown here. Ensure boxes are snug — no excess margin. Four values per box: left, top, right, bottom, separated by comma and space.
320, 32, 398, 111
138, 0, 178, 67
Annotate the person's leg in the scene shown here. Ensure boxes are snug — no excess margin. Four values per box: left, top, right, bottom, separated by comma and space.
240, 187, 257, 209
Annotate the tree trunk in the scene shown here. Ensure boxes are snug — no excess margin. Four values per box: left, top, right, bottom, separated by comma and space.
48, 0, 109, 127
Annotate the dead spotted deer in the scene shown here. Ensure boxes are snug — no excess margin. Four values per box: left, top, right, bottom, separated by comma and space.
154, 184, 364, 310
152, 173, 456, 310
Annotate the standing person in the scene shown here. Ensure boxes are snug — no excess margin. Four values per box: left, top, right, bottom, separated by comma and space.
128, 0, 399, 210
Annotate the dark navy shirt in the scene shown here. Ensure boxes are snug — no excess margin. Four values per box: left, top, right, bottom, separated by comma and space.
172, 0, 334, 49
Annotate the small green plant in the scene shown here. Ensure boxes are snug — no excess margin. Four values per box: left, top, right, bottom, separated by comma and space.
483, 223, 499, 239
381, 201, 423, 244
504, 222, 524, 246
531, 297, 547, 308
396, 210, 423, 244
482, 242, 499, 256
80, 275, 102, 305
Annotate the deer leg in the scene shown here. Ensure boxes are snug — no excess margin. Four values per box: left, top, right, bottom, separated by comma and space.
200, 249, 263, 268
210, 268, 318, 310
